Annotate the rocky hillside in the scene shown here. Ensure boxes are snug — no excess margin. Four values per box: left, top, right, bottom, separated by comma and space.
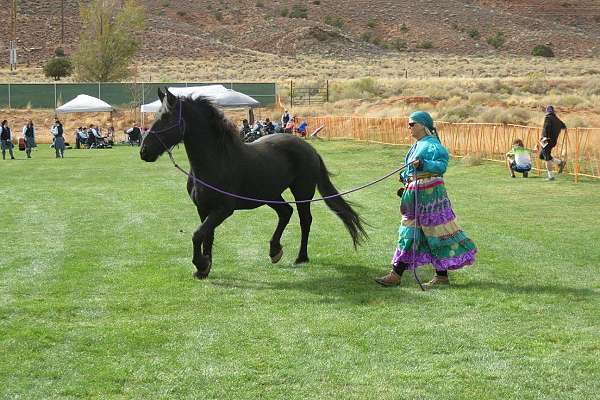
2, 0, 600, 67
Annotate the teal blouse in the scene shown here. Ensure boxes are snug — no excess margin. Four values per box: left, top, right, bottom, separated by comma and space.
401, 135, 449, 181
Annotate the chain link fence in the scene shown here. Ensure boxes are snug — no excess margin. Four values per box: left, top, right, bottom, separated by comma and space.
0, 82, 276, 109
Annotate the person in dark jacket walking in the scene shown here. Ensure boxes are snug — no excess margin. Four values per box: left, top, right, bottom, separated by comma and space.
1, 120, 15, 160
22, 120, 36, 158
540, 105, 566, 181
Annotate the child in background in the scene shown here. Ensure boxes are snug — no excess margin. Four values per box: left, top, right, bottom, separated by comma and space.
506, 138, 532, 178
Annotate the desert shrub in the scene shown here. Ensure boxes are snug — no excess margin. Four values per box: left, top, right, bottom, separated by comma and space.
521, 73, 549, 95
388, 37, 408, 51
312, 0, 321, 4
479, 107, 532, 125
289, 4, 308, 18
487, 32, 506, 49
416, 41, 433, 49
213, 11, 223, 20
559, 95, 585, 107
467, 29, 480, 39
490, 78, 514, 95
564, 116, 590, 128
360, 31, 373, 42
583, 77, 600, 96
367, 19, 377, 28
400, 23, 409, 32
438, 105, 476, 122
324, 15, 344, 28
176, 10, 186, 16
329, 77, 383, 101
381, 80, 409, 97
438, 96, 465, 108
280, 7, 289, 17
468, 92, 492, 105
256, 1, 264, 7
310, 28, 340, 42
54, 47, 65, 57
532, 44, 554, 57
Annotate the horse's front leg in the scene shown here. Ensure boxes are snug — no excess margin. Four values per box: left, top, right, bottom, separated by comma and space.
192, 208, 233, 279
267, 197, 294, 263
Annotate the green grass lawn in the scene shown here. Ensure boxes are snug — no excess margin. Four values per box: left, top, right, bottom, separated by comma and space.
1, 141, 599, 399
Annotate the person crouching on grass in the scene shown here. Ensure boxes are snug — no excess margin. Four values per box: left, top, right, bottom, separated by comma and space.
506, 138, 532, 178
375, 111, 477, 289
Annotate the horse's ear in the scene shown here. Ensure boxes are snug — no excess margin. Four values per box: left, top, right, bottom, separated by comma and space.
157, 88, 165, 102
165, 88, 177, 106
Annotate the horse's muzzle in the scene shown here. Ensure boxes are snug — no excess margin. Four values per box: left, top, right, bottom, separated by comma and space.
140, 147, 158, 162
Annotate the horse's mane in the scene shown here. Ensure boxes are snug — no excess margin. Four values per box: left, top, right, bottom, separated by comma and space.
183, 96, 241, 152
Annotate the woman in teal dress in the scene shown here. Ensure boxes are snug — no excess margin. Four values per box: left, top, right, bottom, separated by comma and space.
375, 111, 477, 289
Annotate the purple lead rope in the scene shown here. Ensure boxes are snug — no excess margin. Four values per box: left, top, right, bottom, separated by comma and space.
147, 99, 418, 205
168, 157, 416, 205
411, 167, 425, 291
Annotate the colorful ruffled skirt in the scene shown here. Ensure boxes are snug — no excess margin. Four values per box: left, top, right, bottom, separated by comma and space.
391, 177, 477, 270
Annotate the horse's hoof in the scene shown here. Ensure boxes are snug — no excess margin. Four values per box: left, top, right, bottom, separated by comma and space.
193, 259, 212, 279
294, 256, 309, 265
193, 270, 209, 280
270, 249, 284, 264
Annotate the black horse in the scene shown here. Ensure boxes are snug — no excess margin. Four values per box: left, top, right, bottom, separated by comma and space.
140, 88, 367, 279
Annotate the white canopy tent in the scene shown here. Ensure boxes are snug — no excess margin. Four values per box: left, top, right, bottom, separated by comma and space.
56, 94, 114, 113
53, 94, 115, 147
139, 85, 261, 129
140, 85, 261, 113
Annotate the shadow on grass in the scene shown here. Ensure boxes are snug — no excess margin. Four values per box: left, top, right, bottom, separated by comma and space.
207, 258, 597, 305
453, 279, 596, 298
210, 260, 431, 305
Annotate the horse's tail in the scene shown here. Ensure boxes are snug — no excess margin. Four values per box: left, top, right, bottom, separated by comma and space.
316, 155, 368, 248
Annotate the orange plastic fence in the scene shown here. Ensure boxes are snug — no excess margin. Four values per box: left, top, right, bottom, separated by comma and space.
305, 116, 600, 182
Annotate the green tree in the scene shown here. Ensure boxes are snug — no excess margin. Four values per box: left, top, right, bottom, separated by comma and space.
73, 0, 145, 82
44, 57, 73, 80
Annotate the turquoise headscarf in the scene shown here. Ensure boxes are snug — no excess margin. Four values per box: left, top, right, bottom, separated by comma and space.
409, 111, 438, 136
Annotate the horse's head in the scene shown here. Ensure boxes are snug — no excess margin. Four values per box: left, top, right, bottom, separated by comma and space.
140, 88, 185, 162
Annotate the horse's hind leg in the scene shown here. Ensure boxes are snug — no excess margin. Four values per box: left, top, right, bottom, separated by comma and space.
295, 202, 313, 264
267, 198, 293, 263
291, 185, 316, 264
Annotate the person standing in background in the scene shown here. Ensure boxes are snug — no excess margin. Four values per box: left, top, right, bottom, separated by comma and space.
1, 120, 15, 160
52, 118, 65, 158
22, 120, 36, 158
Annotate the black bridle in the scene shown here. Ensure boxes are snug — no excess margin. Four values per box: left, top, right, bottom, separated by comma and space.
145, 99, 186, 166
